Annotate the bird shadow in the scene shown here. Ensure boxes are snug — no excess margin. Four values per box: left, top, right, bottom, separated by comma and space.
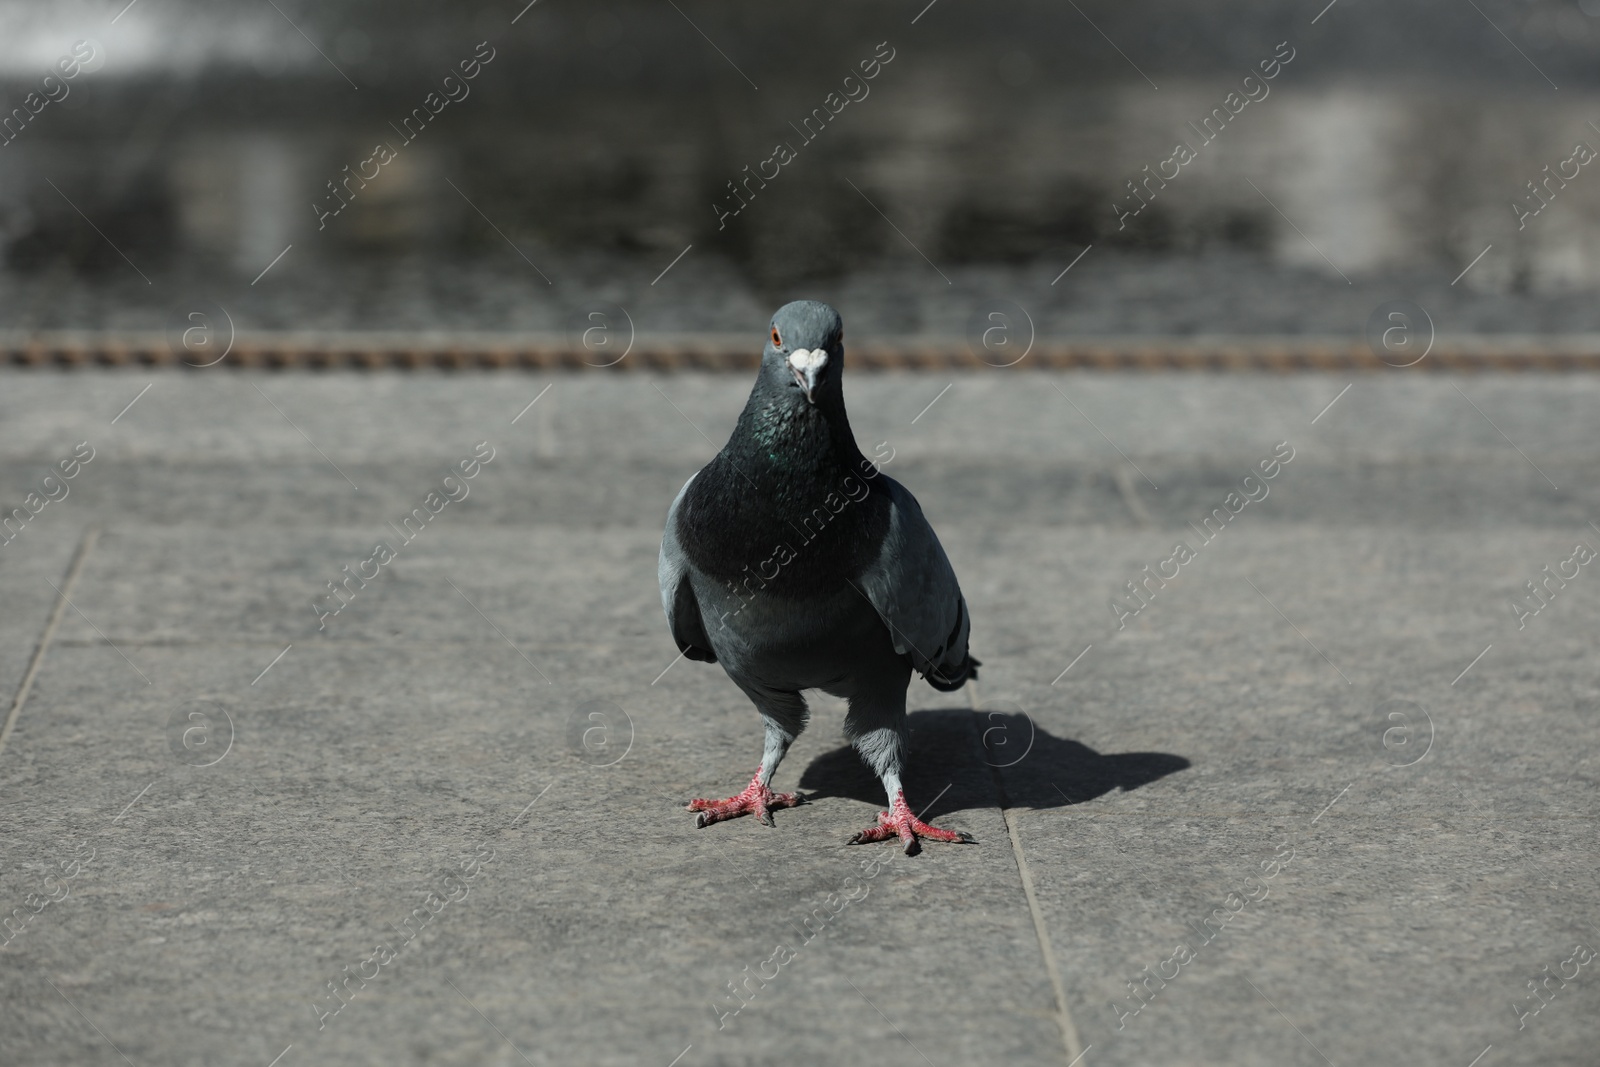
797, 709, 1190, 823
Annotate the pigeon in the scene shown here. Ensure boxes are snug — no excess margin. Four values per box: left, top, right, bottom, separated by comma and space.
658, 299, 978, 854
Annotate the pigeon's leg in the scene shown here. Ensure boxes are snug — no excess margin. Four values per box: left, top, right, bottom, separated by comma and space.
844, 702, 972, 856
688, 694, 808, 828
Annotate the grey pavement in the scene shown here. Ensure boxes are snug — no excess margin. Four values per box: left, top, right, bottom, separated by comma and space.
0, 368, 1597, 1067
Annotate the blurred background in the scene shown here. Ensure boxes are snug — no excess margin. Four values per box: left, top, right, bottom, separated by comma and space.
3, 0, 1600, 347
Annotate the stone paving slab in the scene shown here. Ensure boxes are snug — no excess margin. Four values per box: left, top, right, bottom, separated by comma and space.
0, 526, 1057, 1067
0, 370, 1597, 1067
981, 523, 1600, 1067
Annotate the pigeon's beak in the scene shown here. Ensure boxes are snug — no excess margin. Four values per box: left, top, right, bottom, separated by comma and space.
787, 348, 828, 404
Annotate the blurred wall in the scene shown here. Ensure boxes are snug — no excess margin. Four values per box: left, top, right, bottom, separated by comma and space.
1, 0, 1598, 329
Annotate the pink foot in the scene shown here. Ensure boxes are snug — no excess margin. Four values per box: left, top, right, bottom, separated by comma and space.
687, 770, 805, 828
848, 790, 973, 856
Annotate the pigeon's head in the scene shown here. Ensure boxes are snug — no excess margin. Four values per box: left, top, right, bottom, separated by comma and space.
764, 300, 843, 406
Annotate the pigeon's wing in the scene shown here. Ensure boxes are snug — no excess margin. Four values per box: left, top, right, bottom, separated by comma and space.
855, 474, 974, 689
659, 474, 717, 663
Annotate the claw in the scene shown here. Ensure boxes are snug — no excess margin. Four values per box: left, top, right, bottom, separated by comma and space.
687, 770, 805, 828
846, 791, 972, 855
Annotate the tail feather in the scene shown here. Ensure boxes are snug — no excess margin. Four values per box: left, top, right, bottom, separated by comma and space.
925, 653, 979, 692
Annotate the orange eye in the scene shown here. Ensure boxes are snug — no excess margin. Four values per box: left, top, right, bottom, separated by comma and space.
770, 327, 782, 347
